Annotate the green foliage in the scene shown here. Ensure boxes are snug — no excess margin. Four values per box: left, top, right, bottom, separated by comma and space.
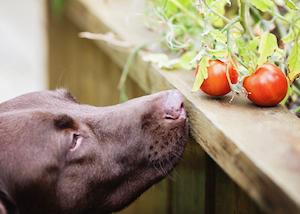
285, 0, 299, 10
257, 33, 278, 66
236, 37, 259, 71
192, 56, 209, 91
288, 41, 300, 82
145, 0, 300, 109
205, 0, 229, 27
51, 0, 65, 15
249, 0, 275, 12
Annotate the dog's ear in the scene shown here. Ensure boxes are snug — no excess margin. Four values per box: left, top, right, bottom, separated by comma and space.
0, 191, 17, 214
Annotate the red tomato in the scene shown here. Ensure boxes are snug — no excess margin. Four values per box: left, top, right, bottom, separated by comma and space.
199, 60, 238, 96
243, 64, 288, 107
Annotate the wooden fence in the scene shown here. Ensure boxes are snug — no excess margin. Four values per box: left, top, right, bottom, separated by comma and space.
47, 0, 300, 213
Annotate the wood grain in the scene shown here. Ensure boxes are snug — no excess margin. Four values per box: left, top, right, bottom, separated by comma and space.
61, 0, 300, 213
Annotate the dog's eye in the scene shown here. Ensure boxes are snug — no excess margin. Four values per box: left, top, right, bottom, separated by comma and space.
70, 134, 82, 152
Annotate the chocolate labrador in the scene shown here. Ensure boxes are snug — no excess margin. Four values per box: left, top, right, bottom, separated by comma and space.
0, 89, 188, 214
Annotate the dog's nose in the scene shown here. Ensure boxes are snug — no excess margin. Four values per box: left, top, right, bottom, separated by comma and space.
163, 90, 186, 120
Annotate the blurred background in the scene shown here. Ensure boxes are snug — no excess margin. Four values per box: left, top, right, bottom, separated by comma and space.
0, 0, 47, 102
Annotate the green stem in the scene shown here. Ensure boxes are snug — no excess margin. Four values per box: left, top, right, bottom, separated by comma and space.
293, 81, 300, 95
224, 21, 249, 70
275, 13, 290, 24
239, 0, 254, 39
293, 106, 300, 113
204, 1, 243, 32
168, 0, 202, 26
221, 16, 241, 33
234, 55, 249, 71
204, 1, 231, 23
118, 44, 145, 102
274, 12, 300, 31
274, 7, 287, 38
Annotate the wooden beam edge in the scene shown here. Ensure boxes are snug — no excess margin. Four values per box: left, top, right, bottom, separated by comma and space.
63, 0, 300, 213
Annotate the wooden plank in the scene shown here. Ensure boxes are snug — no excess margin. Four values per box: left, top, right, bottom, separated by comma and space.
63, 0, 300, 213
205, 156, 263, 214
119, 180, 169, 214
213, 160, 263, 214
170, 140, 206, 214
204, 154, 216, 214
47, 3, 145, 105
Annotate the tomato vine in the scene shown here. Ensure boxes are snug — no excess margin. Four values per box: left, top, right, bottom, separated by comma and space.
145, 0, 300, 111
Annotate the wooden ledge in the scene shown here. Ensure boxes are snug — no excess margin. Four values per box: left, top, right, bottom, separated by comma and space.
64, 0, 300, 213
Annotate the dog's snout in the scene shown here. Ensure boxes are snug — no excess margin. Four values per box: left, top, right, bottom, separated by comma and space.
163, 90, 186, 120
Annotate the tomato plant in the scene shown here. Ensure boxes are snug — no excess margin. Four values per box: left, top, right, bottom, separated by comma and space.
243, 64, 288, 106
196, 60, 238, 96
143, 0, 300, 113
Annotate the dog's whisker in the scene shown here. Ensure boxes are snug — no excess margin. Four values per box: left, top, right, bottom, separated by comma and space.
153, 162, 162, 174
154, 162, 164, 175
157, 161, 165, 176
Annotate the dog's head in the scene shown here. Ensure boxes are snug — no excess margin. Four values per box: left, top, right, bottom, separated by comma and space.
0, 89, 188, 214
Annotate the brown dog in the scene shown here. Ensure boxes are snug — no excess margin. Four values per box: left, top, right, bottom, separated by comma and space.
0, 89, 188, 214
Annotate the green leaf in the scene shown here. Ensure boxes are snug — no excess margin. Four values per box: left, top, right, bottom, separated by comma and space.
192, 56, 209, 91
282, 29, 297, 43
51, 0, 65, 15
257, 33, 278, 66
143, 53, 169, 64
206, 0, 228, 27
281, 28, 299, 43
236, 37, 259, 70
209, 29, 227, 44
285, 0, 299, 10
142, 53, 175, 69
250, 0, 275, 12
271, 48, 285, 61
288, 42, 300, 82
177, 51, 197, 70
142, 52, 197, 70
208, 48, 228, 58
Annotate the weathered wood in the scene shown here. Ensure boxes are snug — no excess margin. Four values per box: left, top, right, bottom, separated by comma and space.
170, 140, 206, 214
120, 180, 169, 214
48, 3, 144, 105
63, 0, 300, 213
213, 160, 263, 214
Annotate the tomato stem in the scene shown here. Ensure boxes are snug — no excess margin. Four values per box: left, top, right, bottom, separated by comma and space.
204, 0, 230, 23
168, 0, 202, 26
221, 16, 241, 33
239, 0, 254, 39
293, 106, 300, 113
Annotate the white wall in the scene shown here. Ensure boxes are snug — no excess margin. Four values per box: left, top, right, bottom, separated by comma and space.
0, 0, 47, 102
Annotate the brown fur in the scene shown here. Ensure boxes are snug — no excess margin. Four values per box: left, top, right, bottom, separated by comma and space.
0, 89, 188, 214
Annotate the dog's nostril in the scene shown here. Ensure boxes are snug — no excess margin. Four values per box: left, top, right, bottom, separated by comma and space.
164, 113, 178, 120
180, 102, 184, 110
163, 91, 186, 120
164, 104, 184, 120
